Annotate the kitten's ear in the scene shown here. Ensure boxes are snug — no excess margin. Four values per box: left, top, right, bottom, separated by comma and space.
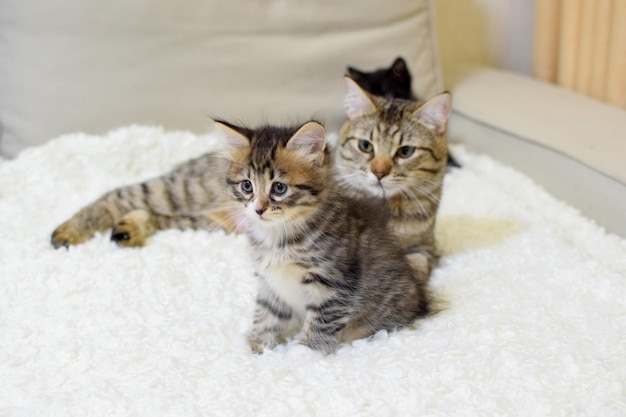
413, 93, 452, 135
286, 121, 326, 165
214, 120, 250, 151
391, 57, 410, 79
344, 76, 377, 119
347, 67, 364, 80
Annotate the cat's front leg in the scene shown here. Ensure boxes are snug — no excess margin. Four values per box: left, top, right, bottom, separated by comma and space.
51, 194, 119, 248
247, 280, 294, 353
298, 291, 352, 354
298, 321, 340, 354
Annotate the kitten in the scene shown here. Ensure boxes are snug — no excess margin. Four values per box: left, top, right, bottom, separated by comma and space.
347, 57, 459, 168
347, 57, 416, 100
336, 77, 452, 279
215, 119, 431, 354
51, 151, 244, 249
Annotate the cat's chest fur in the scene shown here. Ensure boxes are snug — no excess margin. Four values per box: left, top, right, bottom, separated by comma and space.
253, 242, 309, 319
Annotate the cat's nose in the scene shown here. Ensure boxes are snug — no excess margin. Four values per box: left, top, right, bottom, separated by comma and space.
371, 158, 392, 180
255, 208, 265, 216
372, 168, 390, 180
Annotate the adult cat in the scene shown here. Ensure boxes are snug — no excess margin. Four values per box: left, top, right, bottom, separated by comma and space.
336, 77, 452, 279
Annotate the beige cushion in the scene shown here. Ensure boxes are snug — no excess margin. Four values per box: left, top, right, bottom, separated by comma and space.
445, 66, 626, 185
0, 0, 442, 158
445, 66, 626, 237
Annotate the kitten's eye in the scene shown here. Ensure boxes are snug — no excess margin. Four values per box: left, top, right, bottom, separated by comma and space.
271, 182, 288, 196
358, 140, 374, 154
396, 146, 416, 159
240, 180, 253, 194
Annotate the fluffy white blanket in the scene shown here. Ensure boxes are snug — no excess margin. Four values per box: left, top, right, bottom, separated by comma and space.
1, 126, 625, 417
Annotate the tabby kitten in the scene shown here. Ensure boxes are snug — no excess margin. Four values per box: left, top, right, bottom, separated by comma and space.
51, 150, 243, 249
336, 77, 452, 279
215, 119, 431, 354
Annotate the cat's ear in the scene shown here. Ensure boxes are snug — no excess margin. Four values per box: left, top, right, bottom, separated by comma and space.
344, 77, 377, 119
214, 120, 250, 151
413, 93, 452, 135
347, 67, 364, 80
391, 57, 410, 79
286, 121, 326, 165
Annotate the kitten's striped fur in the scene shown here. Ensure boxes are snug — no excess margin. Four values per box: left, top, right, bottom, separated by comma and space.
217, 120, 431, 354
51, 153, 243, 248
337, 77, 452, 280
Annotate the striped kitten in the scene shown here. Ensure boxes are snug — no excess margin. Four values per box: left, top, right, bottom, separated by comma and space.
216, 120, 431, 354
337, 77, 452, 280
51, 151, 244, 249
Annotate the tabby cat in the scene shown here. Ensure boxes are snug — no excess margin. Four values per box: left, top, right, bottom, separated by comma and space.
336, 77, 452, 279
347, 57, 459, 168
215, 119, 431, 354
51, 149, 242, 249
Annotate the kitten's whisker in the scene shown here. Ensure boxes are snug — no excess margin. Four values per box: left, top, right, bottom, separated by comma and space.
402, 182, 441, 206
397, 184, 430, 218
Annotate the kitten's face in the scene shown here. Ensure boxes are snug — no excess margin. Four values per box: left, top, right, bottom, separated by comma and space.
347, 57, 414, 100
338, 77, 451, 199
216, 121, 330, 235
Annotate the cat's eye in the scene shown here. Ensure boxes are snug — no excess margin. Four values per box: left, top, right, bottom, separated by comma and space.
272, 182, 288, 196
396, 146, 416, 159
240, 180, 253, 194
358, 140, 374, 154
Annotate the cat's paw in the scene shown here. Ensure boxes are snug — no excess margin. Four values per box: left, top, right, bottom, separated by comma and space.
248, 339, 266, 354
110, 210, 156, 247
51, 222, 88, 249
298, 334, 338, 355
110, 218, 147, 247
247, 334, 279, 354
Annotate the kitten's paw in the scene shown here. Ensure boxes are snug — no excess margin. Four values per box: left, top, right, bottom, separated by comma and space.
111, 219, 146, 247
407, 252, 432, 278
247, 334, 279, 354
110, 210, 156, 247
248, 339, 266, 354
298, 335, 338, 355
51, 222, 88, 249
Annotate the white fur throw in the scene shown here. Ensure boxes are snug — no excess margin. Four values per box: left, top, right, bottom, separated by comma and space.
1, 126, 625, 416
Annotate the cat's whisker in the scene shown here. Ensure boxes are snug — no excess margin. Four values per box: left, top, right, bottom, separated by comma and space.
397, 184, 430, 218
403, 182, 441, 206
397, 179, 441, 201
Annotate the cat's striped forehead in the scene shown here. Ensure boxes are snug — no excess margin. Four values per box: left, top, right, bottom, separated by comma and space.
345, 98, 435, 145
226, 123, 331, 193
376, 98, 421, 124
244, 125, 298, 172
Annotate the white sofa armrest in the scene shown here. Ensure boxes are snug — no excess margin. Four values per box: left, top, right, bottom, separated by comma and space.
444, 67, 626, 237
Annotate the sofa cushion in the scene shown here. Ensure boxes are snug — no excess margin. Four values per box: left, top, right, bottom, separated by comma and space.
446, 67, 626, 185
0, 0, 442, 158
445, 66, 626, 237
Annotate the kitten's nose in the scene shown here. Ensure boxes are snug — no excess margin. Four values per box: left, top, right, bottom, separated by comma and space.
253, 199, 269, 216
371, 158, 392, 180
372, 169, 389, 180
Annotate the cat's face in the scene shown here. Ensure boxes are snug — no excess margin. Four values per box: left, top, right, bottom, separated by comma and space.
347, 57, 414, 100
216, 121, 330, 235
337, 77, 451, 199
